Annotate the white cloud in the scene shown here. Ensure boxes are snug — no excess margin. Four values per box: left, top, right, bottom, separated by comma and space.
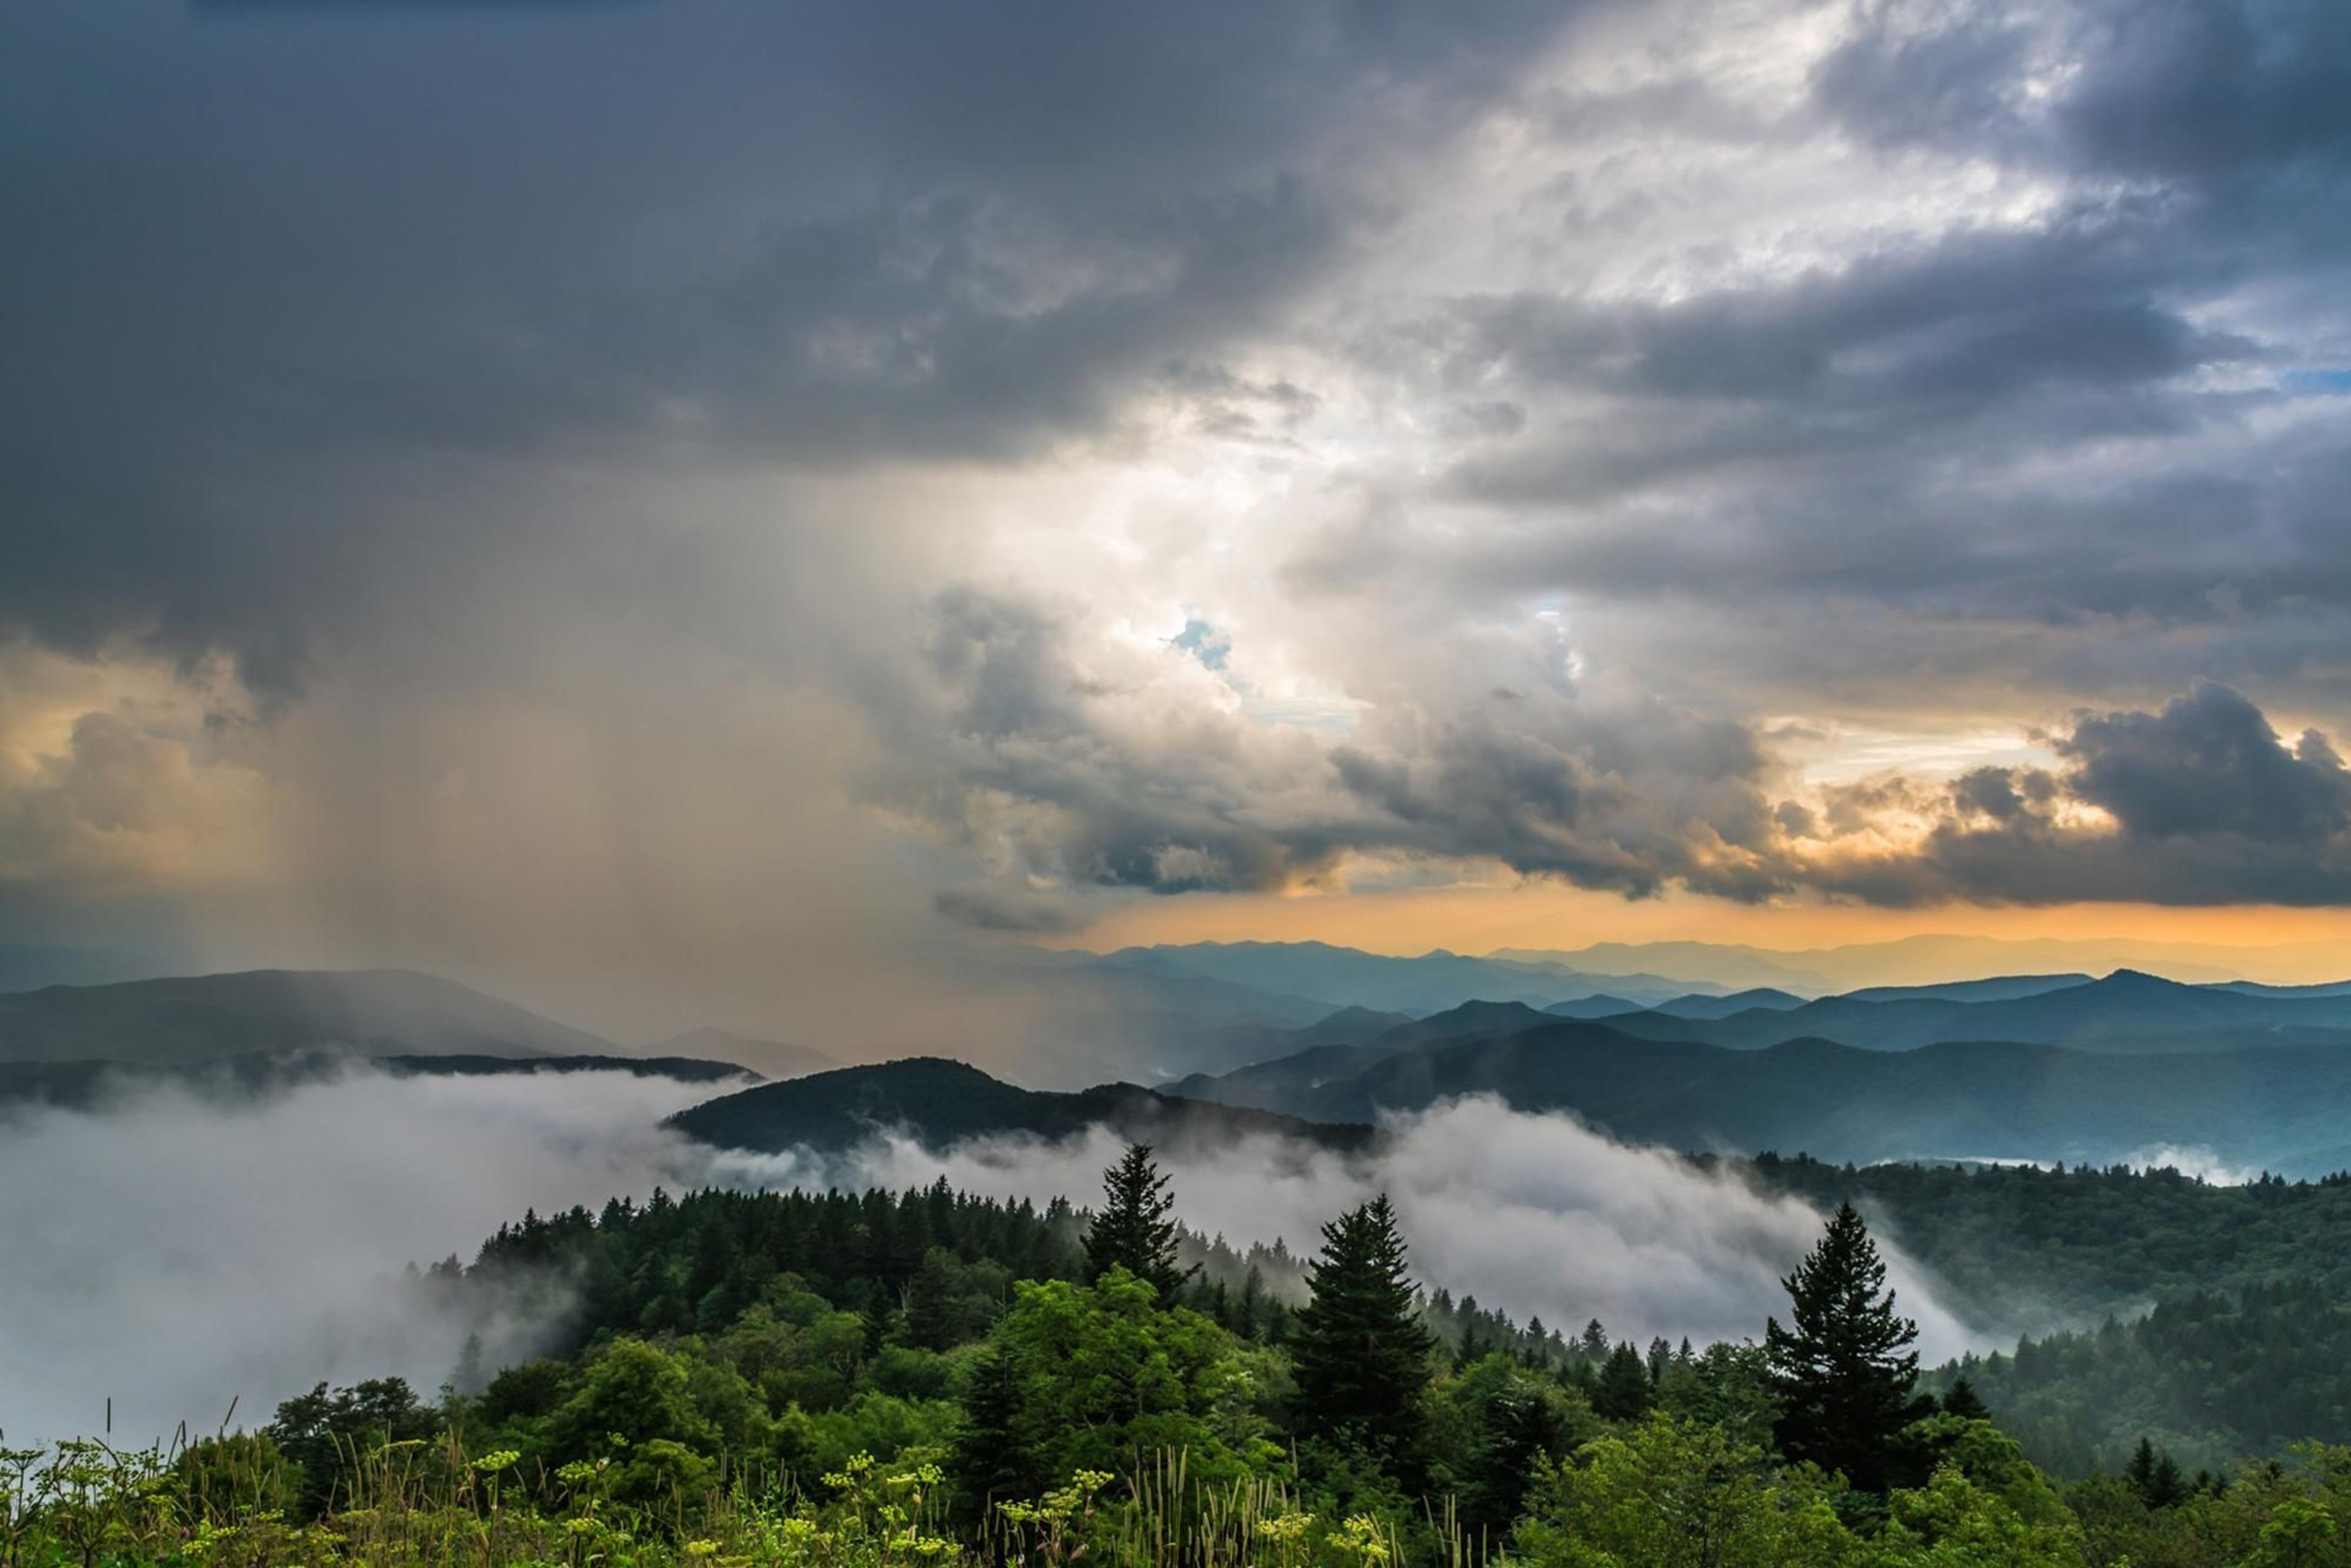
1, 1072, 1981, 1447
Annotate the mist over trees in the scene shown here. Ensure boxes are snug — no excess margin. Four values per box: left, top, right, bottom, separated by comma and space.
17, 1147, 2351, 1568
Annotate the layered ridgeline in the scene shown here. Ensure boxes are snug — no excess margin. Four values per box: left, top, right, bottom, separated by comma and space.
1578, 969, 2351, 1052
17, 948, 2351, 1169
1057, 935, 2351, 1019
1153, 991, 2351, 1178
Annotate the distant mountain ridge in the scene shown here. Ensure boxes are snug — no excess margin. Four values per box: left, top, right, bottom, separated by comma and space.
646, 1028, 839, 1080
1638, 987, 1807, 1020
1081, 940, 1731, 1015
1495, 934, 2344, 992
0, 969, 618, 1067
1171, 1003, 2351, 1177
1591, 969, 2351, 1053
1164, 1000, 1559, 1110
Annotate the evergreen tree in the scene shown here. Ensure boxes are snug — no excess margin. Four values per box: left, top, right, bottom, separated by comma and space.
950, 1339, 1035, 1510
2125, 1437, 2189, 1509
1291, 1194, 1434, 1463
1592, 1341, 1654, 1421
902, 1247, 961, 1351
1082, 1143, 1196, 1300
1764, 1201, 1932, 1492
1940, 1374, 1990, 1422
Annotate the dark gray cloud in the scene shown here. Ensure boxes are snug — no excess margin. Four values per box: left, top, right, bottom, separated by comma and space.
1288, 0, 2351, 730
1813, 683, 2351, 906
0, 0, 1584, 694
907, 620, 2351, 912
1819, 0, 2351, 195
2061, 681, 2351, 844
5, 0, 2351, 985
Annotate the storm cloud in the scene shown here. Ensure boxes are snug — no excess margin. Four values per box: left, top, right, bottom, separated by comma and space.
1878, 681, 2351, 906
2, 0, 2349, 1027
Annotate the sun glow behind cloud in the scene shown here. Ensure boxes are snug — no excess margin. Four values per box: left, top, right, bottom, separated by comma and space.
4, 0, 2350, 1035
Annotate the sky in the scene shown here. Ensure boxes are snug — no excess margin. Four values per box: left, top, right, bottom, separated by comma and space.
4, 0, 2350, 1041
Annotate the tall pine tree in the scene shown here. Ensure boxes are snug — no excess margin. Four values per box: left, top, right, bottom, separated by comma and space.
1291, 1195, 1434, 1464
1764, 1201, 1932, 1492
1082, 1143, 1196, 1301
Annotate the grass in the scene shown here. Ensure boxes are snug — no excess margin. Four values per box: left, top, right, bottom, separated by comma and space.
0, 1431, 1471, 1568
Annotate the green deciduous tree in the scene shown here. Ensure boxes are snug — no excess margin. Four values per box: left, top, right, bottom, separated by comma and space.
1515, 1414, 1857, 1568
1875, 1463, 2087, 1566
266, 1377, 440, 1515
546, 1339, 719, 1465
1765, 1202, 1932, 1493
950, 1269, 1276, 1502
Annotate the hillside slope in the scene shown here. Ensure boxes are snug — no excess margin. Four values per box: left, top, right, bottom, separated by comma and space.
669, 1056, 1378, 1157
0, 969, 617, 1066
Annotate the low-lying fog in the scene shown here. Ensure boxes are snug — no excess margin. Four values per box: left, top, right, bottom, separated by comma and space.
2, 1067, 1976, 1448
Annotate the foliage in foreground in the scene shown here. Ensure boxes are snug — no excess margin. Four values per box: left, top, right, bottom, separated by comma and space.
15, 1420, 2351, 1568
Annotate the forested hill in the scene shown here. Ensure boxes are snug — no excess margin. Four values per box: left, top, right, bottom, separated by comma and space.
1938, 1280, 2351, 1477
1744, 1155, 2351, 1324
666, 1056, 1380, 1157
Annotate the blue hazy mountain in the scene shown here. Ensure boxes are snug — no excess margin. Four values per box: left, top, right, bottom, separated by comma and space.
1174, 1005, 2351, 1177
1163, 999, 1559, 1111
1589, 969, 2351, 1052
1642, 988, 1809, 1019
1085, 940, 1727, 1013
0, 969, 618, 1067
1840, 974, 2093, 1004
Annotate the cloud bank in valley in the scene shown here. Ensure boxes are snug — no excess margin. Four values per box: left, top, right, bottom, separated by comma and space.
1, 1072, 1981, 1449
833, 1097, 1978, 1361
0, 1069, 730, 1447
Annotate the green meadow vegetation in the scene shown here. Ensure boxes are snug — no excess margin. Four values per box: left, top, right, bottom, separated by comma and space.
9, 1150, 2351, 1568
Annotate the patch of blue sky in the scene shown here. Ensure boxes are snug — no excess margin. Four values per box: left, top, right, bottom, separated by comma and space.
1172, 612, 1359, 732
1171, 616, 1231, 671
2278, 368, 2351, 396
